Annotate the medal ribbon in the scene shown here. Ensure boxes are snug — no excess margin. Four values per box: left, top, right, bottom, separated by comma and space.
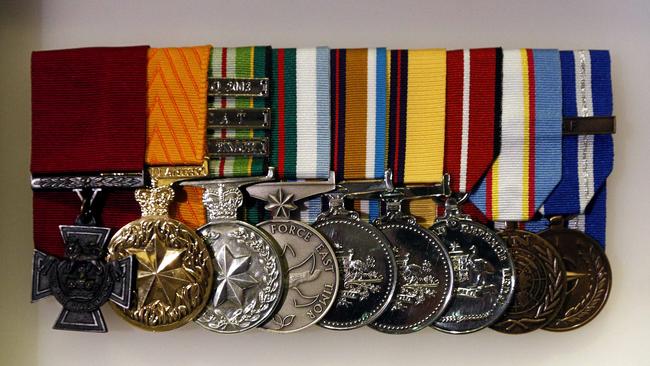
271, 47, 331, 221
31, 46, 149, 256
331, 48, 388, 220
388, 49, 446, 226
569, 185, 607, 246
544, 50, 613, 214
470, 49, 563, 221
444, 48, 502, 193
145, 46, 211, 228
526, 50, 613, 246
209, 46, 270, 178
563, 50, 613, 247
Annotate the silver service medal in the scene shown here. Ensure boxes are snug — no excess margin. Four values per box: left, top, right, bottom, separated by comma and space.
430, 197, 515, 334
246, 173, 339, 332
313, 190, 397, 330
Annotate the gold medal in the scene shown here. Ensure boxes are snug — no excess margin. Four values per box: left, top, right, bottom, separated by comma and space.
107, 166, 213, 331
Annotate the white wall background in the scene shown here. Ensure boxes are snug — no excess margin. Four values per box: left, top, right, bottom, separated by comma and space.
1, 0, 649, 365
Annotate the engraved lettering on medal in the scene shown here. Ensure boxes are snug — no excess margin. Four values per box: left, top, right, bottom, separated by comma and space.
270, 223, 313, 242
315, 243, 335, 272
306, 283, 335, 319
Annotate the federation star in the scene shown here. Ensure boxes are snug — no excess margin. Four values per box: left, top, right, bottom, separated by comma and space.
265, 189, 297, 218
127, 233, 192, 309
214, 245, 258, 307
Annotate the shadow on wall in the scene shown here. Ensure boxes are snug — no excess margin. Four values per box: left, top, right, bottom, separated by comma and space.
0, 1, 41, 365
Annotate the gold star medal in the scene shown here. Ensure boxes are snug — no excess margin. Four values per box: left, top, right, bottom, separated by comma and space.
107, 165, 214, 331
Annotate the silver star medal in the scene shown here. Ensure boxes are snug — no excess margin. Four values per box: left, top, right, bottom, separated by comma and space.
182, 168, 285, 333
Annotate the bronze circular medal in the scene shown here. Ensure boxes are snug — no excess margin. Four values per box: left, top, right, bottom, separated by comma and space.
539, 218, 612, 331
490, 227, 566, 334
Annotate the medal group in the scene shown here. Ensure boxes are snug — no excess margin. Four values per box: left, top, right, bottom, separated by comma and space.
30, 46, 614, 335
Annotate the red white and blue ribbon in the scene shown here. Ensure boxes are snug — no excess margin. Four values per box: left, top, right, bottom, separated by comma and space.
470, 49, 563, 221
444, 48, 502, 194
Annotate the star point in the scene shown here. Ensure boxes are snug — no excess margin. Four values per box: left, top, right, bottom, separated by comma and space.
265, 189, 297, 218
214, 245, 258, 307
127, 232, 192, 309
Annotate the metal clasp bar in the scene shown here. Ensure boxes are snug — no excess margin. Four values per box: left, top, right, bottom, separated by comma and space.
562, 116, 616, 135
207, 108, 271, 129
207, 137, 269, 158
207, 77, 269, 97
31, 171, 145, 190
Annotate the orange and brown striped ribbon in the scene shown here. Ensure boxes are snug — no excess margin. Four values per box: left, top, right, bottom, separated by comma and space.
331, 48, 388, 221
145, 45, 211, 228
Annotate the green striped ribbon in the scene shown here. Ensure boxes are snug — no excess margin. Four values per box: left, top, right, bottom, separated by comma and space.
208, 46, 271, 222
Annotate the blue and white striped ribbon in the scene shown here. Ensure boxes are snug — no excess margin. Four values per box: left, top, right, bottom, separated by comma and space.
296, 47, 331, 222
530, 50, 613, 247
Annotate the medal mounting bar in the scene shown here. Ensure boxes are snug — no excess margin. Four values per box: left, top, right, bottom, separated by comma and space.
148, 161, 209, 187
246, 171, 336, 218
207, 108, 271, 129
562, 116, 616, 135
342, 171, 451, 201
31, 172, 145, 190
208, 77, 269, 97
207, 137, 269, 157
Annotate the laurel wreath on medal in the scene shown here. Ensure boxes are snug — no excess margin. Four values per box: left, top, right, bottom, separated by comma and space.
207, 227, 280, 331
107, 218, 212, 329
552, 244, 609, 328
493, 239, 565, 333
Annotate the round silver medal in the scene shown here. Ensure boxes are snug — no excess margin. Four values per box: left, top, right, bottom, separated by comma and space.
430, 200, 515, 334
313, 193, 397, 330
184, 176, 285, 334
245, 178, 341, 332
369, 195, 453, 334
196, 221, 284, 333
259, 219, 338, 332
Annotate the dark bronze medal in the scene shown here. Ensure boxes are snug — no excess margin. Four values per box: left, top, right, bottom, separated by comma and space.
32, 189, 135, 332
540, 216, 612, 331
491, 223, 566, 334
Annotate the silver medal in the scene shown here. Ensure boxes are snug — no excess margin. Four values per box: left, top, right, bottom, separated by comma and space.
369, 187, 454, 334
430, 197, 515, 334
313, 189, 397, 330
246, 174, 339, 332
182, 170, 285, 333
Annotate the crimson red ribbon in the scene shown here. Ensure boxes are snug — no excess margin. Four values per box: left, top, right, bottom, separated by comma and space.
31, 46, 149, 256
444, 48, 502, 193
